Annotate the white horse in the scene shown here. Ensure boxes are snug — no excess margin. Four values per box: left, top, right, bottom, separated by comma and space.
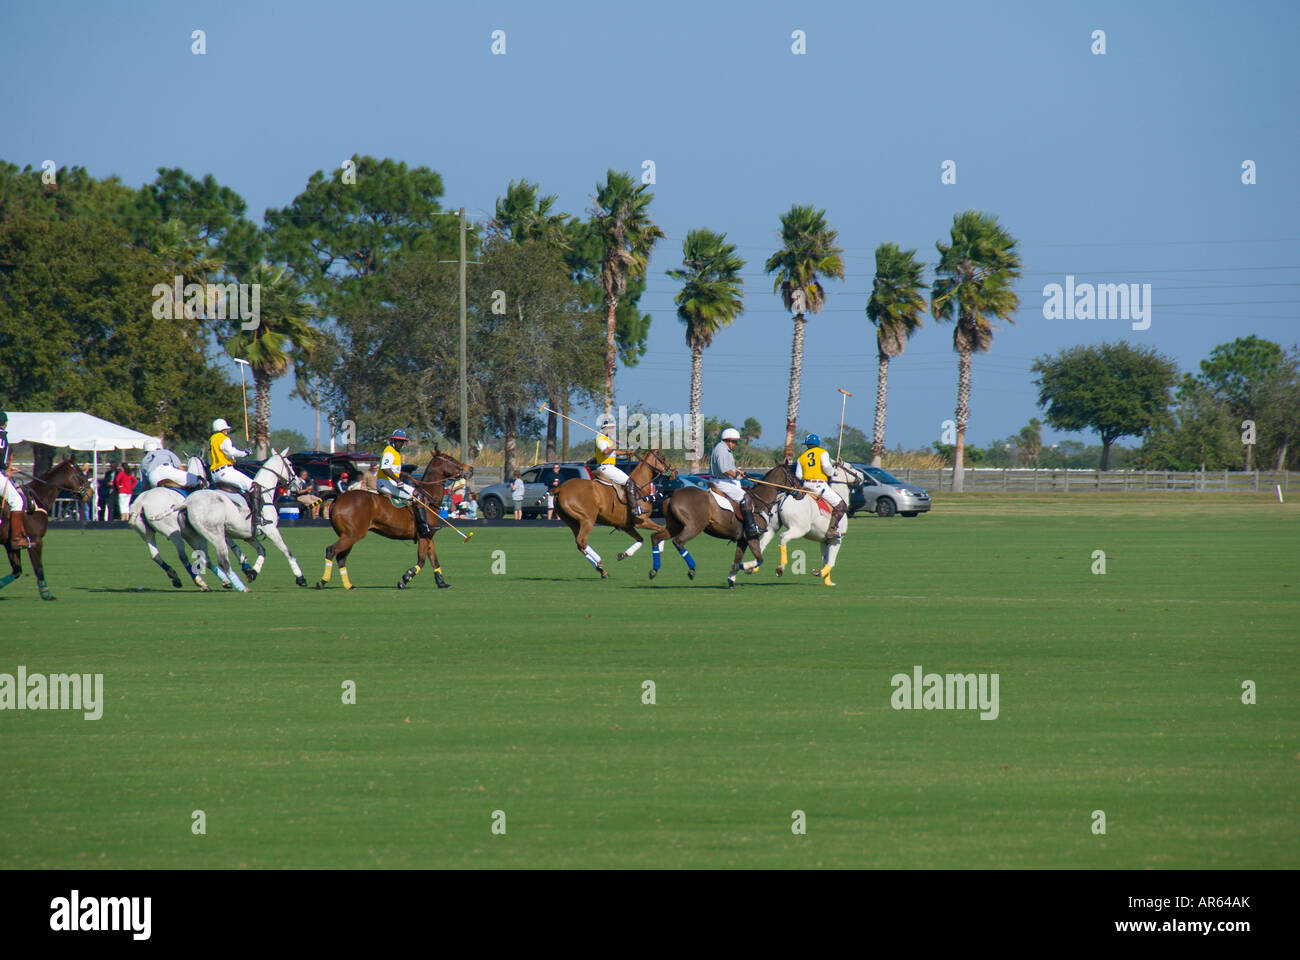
756, 463, 863, 587
182, 449, 308, 592
127, 456, 253, 591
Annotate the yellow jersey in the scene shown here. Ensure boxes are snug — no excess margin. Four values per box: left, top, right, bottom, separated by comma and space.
208, 432, 234, 470
595, 434, 617, 466
381, 443, 403, 481
800, 447, 829, 482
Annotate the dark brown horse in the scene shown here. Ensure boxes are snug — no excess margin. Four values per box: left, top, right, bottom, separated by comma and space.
315, 449, 471, 590
554, 449, 675, 578
651, 461, 802, 588
1, 458, 93, 600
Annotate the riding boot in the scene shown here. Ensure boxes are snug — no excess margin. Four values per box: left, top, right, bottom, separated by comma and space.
826, 502, 847, 541
625, 480, 642, 517
245, 484, 264, 531
8, 509, 32, 548
412, 503, 433, 539
741, 502, 761, 540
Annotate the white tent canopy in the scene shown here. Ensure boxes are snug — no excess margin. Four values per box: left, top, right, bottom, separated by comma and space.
7, 411, 158, 451
7, 412, 160, 518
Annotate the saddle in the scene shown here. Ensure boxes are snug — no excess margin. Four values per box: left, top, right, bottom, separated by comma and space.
707, 482, 744, 521
594, 475, 628, 504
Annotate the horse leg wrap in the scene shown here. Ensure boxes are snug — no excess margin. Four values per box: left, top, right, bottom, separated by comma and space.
582, 545, 602, 569
0, 573, 15, 589
652, 541, 663, 571
340, 567, 353, 590
779, 544, 788, 567
433, 566, 450, 589
678, 547, 695, 571
742, 558, 760, 572
321, 558, 334, 581
821, 564, 835, 586
622, 540, 642, 558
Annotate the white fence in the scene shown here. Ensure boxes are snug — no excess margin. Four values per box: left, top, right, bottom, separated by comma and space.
887, 468, 1292, 493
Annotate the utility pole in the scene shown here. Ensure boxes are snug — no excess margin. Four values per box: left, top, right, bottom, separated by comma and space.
459, 208, 469, 465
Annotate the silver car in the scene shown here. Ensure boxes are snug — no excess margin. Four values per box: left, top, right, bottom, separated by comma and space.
848, 463, 932, 518
478, 463, 592, 519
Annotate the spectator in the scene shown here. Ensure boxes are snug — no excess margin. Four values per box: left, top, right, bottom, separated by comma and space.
81, 466, 94, 521
456, 490, 478, 519
295, 469, 323, 519
115, 465, 137, 517
363, 463, 378, 492
546, 463, 562, 520
511, 471, 524, 520
100, 463, 118, 520
337, 471, 351, 493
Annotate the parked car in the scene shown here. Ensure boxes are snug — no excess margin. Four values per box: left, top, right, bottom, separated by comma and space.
286, 452, 364, 500
847, 463, 932, 518
478, 463, 593, 519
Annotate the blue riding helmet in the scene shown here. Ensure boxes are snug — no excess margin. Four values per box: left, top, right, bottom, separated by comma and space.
803, 434, 820, 447
390, 429, 409, 443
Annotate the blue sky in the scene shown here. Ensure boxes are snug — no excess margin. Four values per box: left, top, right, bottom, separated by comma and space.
3, 0, 1297, 453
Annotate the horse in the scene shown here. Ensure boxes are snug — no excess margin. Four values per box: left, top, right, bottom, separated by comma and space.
757, 462, 863, 587
651, 461, 802, 588
127, 455, 258, 592
554, 449, 675, 579
316, 448, 471, 591
0, 458, 93, 600
182, 449, 308, 593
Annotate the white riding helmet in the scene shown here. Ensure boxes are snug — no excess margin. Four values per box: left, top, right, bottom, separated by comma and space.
144, 438, 161, 451
212, 418, 230, 432
721, 427, 741, 442
599, 417, 617, 434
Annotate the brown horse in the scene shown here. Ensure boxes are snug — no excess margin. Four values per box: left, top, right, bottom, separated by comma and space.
1, 458, 93, 600
316, 449, 471, 590
554, 449, 675, 578
650, 461, 802, 588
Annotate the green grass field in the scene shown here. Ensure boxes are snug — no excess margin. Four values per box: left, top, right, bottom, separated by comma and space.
2, 494, 1297, 868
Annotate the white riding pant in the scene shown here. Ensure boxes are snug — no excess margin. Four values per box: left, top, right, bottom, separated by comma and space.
0, 474, 23, 511
712, 478, 744, 502
803, 479, 843, 508
212, 465, 252, 492
378, 476, 417, 504
597, 464, 629, 485
148, 465, 203, 488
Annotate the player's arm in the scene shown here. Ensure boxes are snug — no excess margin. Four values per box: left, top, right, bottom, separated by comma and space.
221, 437, 248, 459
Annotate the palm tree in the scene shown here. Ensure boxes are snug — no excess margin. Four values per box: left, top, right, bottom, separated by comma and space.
931, 211, 1022, 492
591, 170, 664, 418
866, 242, 928, 468
764, 205, 845, 459
223, 264, 320, 457
667, 229, 747, 470
153, 218, 224, 328
493, 180, 571, 247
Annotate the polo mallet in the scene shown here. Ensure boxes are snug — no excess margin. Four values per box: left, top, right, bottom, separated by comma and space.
749, 476, 823, 501
835, 388, 852, 463
233, 357, 252, 444
411, 487, 474, 542
538, 403, 607, 438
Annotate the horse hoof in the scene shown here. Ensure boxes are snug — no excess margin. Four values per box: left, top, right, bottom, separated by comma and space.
221, 581, 232, 590
397, 580, 408, 590
169, 576, 183, 588
687, 569, 696, 580
616, 552, 626, 561
648, 568, 657, 580
344, 585, 355, 591
296, 576, 307, 587
727, 581, 735, 589
245, 569, 258, 582
599, 568, 609, 579
42, 594, 57, 601
812, 568, 822, 577
775, 567, 784, 577
436, 580, 451, 589
314, 581, 327, 590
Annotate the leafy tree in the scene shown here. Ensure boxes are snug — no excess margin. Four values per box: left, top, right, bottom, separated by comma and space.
1199, 336, 1287, 470
931, 211, 1022, 490
1256, 348, 1300, 470
1137, 374, 1238, 470
589, 170, 663, 417
764, 205, 845, 458
270, 428, 308, 452
741, 417, 762, 443
1031, 342, 1177, 469
666, 228, 746, 470
493, 180, 571, 247
0, 212, 239, 441
1017, 418, 1043, 466
867, 242, 927, 467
